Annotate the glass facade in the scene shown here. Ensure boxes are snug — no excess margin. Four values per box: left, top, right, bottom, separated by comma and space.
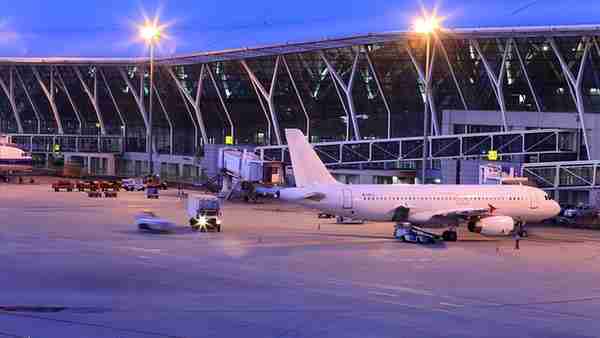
0, 28, 598, 157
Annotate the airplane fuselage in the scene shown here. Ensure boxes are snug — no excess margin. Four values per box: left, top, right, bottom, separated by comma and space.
281, 184, 560, 225
0, 144, 33, 173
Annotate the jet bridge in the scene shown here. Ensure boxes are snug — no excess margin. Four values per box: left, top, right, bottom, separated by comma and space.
256, 129, 577, 166
523, 161, 600, 190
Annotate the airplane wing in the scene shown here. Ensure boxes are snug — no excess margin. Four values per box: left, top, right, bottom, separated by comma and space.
408, 207, 493, 223
303, 192, 326, 202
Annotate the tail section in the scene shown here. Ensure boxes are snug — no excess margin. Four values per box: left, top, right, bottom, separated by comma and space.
285, 129, 339, 187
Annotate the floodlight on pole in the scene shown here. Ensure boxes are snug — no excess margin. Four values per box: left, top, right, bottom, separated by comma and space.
413, 13, 442, 184
413, 16, 440, 34
140, 24, 162, 43
138, 20, 164, 176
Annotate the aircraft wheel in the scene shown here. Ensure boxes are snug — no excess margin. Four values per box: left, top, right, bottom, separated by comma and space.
442, 231, 458, 242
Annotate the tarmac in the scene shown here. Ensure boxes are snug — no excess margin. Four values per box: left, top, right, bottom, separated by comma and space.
1, 183, 599, 337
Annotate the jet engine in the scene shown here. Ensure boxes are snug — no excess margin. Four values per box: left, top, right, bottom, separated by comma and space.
468, 216, 515, 236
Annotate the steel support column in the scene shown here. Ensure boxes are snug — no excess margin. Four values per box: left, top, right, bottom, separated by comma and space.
332, 73, 351, 141
166, 66, 209, 146
241, 57, 283, 145
119, 67, 150, 133
365, 50, 392, 138
281, 55, 310, 139
320, 51, 362, 140
15, 68, 41, 134
250, 80, 272, 144
174, 83, 199, 153
153, 86, 174, 155
98, 68, 126, 137
511, 38, 542, 113
594, 37, 600, 60
206, 65, 235, 141
471, 39, 510, 131
0, 67, 23, 133
32, 66, 64, 134
549, 37, 592, 160
55, 69, 83, 134
74, 66, 106, 135
406, 44, 439, 135
434, 35, 469, 111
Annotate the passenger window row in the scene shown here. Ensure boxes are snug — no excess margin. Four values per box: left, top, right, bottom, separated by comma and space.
363, 196, 528, 201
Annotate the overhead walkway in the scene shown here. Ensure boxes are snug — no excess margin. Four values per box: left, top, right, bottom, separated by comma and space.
256, 129, 577, 166
6, 134, 123, 154
523, 161, 600, 190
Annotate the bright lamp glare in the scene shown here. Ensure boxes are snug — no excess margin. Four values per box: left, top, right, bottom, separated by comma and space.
140, 24, 162, 42
414, 16, 440, 33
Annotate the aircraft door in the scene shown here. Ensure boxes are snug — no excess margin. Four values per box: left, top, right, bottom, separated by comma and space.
342, 189, 353, 209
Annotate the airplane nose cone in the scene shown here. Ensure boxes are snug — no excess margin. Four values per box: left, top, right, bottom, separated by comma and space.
551, 200, 561, 217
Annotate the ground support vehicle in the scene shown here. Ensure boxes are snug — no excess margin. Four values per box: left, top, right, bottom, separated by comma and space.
76, 181, 98, 192
146, 186, 160, 199
76, 181, 89, 191
98, 181, 120, 191
135, 211, 176, 233
394, 224, 441, 244
336, 216, 365, 224
104, 191, 118, 198
144, 175, 168, 190
88, 191, 102, 198
187, 194, 222, 232
122, 178, 145, 191
52, 180, 74, 192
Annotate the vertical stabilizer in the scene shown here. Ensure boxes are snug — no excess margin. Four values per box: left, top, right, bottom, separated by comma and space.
285, 129, 338, 187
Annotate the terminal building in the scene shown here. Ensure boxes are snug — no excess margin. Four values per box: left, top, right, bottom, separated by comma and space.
1, 25, 600, 205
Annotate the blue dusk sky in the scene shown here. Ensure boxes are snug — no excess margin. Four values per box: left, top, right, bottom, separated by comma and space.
0, 0, 598, 57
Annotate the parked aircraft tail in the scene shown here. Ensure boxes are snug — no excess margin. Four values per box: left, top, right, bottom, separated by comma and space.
284, 129, 339, 187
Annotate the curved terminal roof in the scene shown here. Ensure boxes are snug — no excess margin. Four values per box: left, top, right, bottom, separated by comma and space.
0, 24, 598, 66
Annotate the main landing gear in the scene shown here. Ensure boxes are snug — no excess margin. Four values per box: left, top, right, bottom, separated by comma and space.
515, 221, 528, 238
442, 225, 458, 242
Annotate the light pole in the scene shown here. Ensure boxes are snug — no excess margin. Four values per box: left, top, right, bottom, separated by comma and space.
140, 22, 162, 175
414, 15, 440, 184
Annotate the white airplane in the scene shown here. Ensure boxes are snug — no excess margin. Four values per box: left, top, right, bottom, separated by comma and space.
0, 141, 33, 173
279, 129, 561, 241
